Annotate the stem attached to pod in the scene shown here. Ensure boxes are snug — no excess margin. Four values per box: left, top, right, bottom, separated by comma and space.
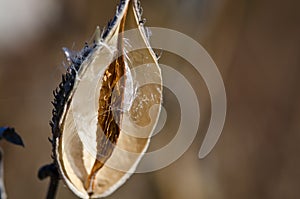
38, 163, 60, 199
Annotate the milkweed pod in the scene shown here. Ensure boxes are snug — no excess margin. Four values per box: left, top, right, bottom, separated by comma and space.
51, 0, 162, 198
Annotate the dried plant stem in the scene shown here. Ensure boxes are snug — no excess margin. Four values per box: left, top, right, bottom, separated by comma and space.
46, 174, 59, 199
38, 163, 60, 199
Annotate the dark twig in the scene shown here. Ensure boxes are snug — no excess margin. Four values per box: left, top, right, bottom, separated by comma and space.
0, 126, 24, 199
38, 163, 60, 199
0, 127, 24, 147
47, 174, 59, 199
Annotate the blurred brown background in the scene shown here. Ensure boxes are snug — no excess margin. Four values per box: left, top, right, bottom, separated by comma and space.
0, 0, 300, 198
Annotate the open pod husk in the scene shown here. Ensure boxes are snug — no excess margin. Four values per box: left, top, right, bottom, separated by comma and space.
50, 0, 162, 198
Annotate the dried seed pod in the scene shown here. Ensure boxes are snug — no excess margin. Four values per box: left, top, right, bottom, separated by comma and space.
51, 0, 162, 198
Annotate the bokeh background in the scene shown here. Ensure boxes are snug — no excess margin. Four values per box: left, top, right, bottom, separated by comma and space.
1, 0, 300, 198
